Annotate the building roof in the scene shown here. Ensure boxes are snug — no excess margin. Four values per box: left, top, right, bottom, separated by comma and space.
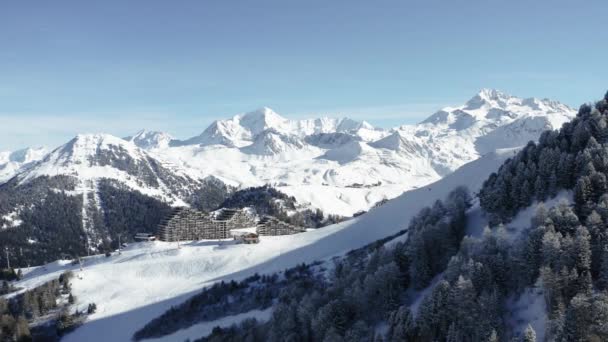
229, 227, 258, 236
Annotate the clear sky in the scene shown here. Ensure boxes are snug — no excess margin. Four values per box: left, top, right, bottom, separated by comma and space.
1, 0, 607, 150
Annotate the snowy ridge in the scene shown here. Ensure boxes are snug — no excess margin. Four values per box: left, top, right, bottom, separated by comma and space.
175, 107, 377, 149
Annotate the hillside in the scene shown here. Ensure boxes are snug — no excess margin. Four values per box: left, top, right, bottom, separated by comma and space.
11, 147, 514, 341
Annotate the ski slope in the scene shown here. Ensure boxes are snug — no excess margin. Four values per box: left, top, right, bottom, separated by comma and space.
13, 148, 516, 341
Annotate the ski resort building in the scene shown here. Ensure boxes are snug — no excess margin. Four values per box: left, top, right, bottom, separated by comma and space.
157, 208, 304, 242
157, 208, 256, 242
256, 216, 305, 236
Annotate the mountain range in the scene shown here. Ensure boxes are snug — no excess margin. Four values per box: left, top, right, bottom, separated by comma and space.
0, 88, 575, 218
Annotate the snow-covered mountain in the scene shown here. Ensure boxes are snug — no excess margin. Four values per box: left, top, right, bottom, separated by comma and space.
17, 133, 201, 205
135, 89, 574, 216
0, 89, 574, 221
0, 146, 48, 183
406, 88, 575, 171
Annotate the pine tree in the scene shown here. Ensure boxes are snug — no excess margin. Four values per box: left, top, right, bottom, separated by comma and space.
520, 180, 532, 207
541, 229, 562, 270
322, 327, 343, 342
597, 247, 608, 291
572, 122, 591, 152
574, 226, 592, 271
450, 276, 477, 339
344, 321, 370, 341
590, 172, 607, 201
409, 234, 432, 289
522, 324, 536, 342
487, 329, 498, 342
446, 322, 460, 342
56, 308, 76, 333
585, 210, 604, 276
388, 306, 414, 341
416, 280, 451, 339
574, 176, 591, 209
548, 171, 558, 197
534, 176, 546, 200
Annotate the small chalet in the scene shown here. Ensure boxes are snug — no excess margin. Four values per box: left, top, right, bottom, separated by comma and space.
230, 228, 260, 244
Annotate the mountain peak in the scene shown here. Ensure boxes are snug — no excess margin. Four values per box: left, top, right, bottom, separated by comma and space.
465, 88, 514, 109
477, 88, 511, 100
238, 107, 287, 135
71, 133, 132, 148
59, 133, 143, 162
126, 130, 174, 149
18, 132, 175, 188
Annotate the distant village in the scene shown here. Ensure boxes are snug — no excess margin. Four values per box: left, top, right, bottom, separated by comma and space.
136, 207, 305, 245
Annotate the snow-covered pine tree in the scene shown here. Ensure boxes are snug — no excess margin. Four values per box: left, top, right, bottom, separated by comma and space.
522, 324, 536, 342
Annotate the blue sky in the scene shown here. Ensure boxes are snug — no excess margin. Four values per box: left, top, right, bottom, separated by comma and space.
1, 0, 607, 150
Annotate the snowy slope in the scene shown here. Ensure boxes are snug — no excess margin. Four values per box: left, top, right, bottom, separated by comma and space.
0, 147, 48, 183
134, 90, 573, 216
13, 147, 516, 342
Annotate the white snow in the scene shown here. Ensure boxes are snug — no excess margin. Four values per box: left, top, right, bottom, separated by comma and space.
1, 211, 22, 229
